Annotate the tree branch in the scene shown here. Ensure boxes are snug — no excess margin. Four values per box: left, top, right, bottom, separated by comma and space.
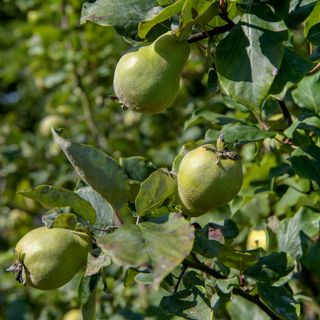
233, 288, 281, 320
185, 256, 282, 320
187, 21, 235, 43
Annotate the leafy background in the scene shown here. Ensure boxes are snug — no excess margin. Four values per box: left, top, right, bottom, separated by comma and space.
1, 0, 320, 319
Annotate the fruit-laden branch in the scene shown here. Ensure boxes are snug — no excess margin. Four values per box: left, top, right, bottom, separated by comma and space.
187, 21, 235, 43
185, 256, 283, 320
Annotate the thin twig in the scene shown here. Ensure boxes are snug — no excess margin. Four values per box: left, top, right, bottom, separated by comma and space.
74, 72, 103, 149
188, 22, 235, 43
307, 61, 320, 76
174, 265, 187, 293
278, 100, 293, 127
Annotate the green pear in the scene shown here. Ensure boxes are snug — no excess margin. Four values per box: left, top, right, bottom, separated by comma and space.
113, 32, 190, 113
11, 227, 91, 290
177, 144, 243, 217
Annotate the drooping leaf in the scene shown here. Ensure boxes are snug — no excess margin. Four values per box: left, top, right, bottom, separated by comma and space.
277, 207, 320, 259
244, 252, 295, 283
98, 213, 194, 289
53, 130, 130, 211
135, 169, 176, 216
138, 0, 185, 39
76, 186, 114, 227
257, 283, 300, 320
292, 72, 320, 114
81, 0, 158, 38
216, 5, 286, 110
160, 271, 213, 319
19, 185, 96, 224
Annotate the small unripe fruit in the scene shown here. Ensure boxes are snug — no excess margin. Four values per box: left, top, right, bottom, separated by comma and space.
113, 32, 190, 113
246, 229, 267, 250
177, 144, 243, 216
11, 227, 91, 290
63, 309, 82, 320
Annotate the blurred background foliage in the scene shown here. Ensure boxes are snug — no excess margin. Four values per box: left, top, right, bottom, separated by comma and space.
0, 0, 320, 319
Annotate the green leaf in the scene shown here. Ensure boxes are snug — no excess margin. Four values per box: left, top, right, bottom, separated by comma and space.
227, 295, 270, 320
177, 0, 219, 37
119, 156, 156, 181
76, 186, 114, 227
244, 252, 295, 283
284, 113, 320, 138
290, 144, 320, 185
98, 213, 194, 289
257, 283, 300, 320
124, 267, 140, 287
216, 277, 239, 294
304, 1, 320, 44
78, 274, 101, 305
53, 130, 130, 211
85, 252, 111, 277
135, 169, 176, 216
193, 224, 258, 269
216, 5, 286, 110
284, 0, 318, 28
210, 220, 239, 239
78, 274, 100, 320
302, 241, 320, 276
138, 0, 185, 39
292, 72, 320, 114
19, 185, 96, 224
269, 47, 314, 96
277, 207, 320, 259
81, 0, 158, 38
160, 271, 213, 319
220, 124, 276, 145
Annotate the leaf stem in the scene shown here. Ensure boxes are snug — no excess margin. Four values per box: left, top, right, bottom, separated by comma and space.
278, 100, 293, 127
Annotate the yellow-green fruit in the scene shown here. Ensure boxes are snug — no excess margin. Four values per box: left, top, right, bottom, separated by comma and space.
246, 229, 267, 250
63, 309, 82, 320
39, 115, 64, 136
14, 227, 91, 290
113, 32, 190, 113
177, 145, 243, 216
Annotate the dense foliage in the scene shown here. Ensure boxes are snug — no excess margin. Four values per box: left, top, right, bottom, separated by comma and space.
1, 0, 320, 319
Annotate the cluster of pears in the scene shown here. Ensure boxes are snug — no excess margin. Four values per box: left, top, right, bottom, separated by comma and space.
8, 227, 91, 290
113, 32, 190, 113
